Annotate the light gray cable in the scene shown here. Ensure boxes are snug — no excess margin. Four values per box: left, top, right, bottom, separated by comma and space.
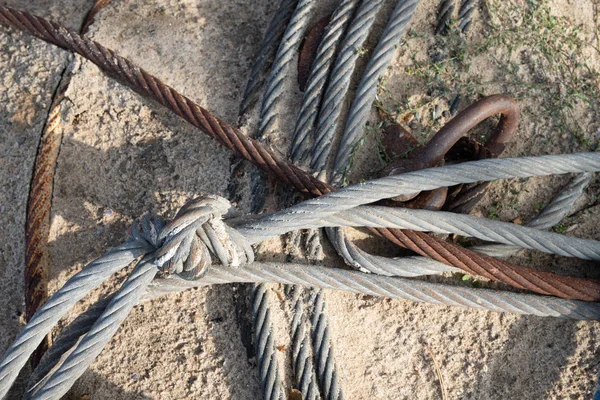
310, 291, 344, 400
252, 284, 283, 400
311, 0, 385, 174
252, 0, 316, 212
333, 0, 419, 182
326, 226, 456, 276
4, 154, 600, 398
319, 206, 600, 260
0, 239, 151, 400
327, 173, 593, 277
146, 262, 600, 320
238, 153, 600, 242
30, 256, 157, 400
290, 0, 361, 165
472, 172, 592, 258
258, 0, 317, 138
285, 0, 359, 388
25, 295, 114, 398
290, 287, 320, 400
23, 254, 600, 395
239, 0, 300, 118
254, 1, 317, 393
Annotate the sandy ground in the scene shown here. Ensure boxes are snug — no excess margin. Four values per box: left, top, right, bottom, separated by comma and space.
0, 0, 599, 399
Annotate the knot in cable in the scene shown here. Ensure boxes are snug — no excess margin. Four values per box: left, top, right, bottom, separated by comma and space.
130, 214, 166, 248
153, 195, 254, 280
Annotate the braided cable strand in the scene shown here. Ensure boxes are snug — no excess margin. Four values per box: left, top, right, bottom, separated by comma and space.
310, 0, 385, 174
252, 284, 283, 400
147, 262, 600, 320
472, 173, 592, 258
458, 0, 476, 32
258, 0, 316, 138
0, 7, 563, 298
30, 257, 157, 400
333, 0, 419, 181
238, 154, 600, 241
239, 0, 299, 118
327, 173, 592, 277
0, 239, 151, 399
289, 288, 320, 400
290, 0, 361, 165
310, 291, 343, 400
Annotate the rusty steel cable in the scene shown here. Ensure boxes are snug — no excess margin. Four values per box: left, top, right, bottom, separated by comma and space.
458, 0, 476, 32
24, 0, 112, 369
2, 8, 599, 307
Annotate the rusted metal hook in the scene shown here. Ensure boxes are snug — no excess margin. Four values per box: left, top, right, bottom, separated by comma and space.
382, 94, 519, 208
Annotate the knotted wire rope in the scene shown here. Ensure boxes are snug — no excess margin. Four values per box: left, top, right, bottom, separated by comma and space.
0, 5, 576, 300
3, 7, 600, 398
2, 157, 600, 398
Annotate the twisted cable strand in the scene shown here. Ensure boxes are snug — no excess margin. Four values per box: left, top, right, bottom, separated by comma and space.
326, 227, 455, 276
472, 173, 592, 258
252, 284, 283, 400
289, 287, 320, 400
458, 0, 476, 32
251, 0, 316, 212
25, 0, 113, 368
0, 240, 150, 399
310, 0, 385, 174
435, 0, 455, 35
310, 291, 344, 400
258, 0, 317, 138
252, 0, 317, 391
529, 173, 592, 230
333, 0, 420, 181
326, 173, 593, 277
239, 0, 299, 118
320, 206, 600, 260
290, 0, 361, 165
26, 249, 600, 395
239, 154, 600, 241
30, 256, 157, 400
3, 8, 599, 307
25, 296, 113, 398
147, 262, 600, 320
